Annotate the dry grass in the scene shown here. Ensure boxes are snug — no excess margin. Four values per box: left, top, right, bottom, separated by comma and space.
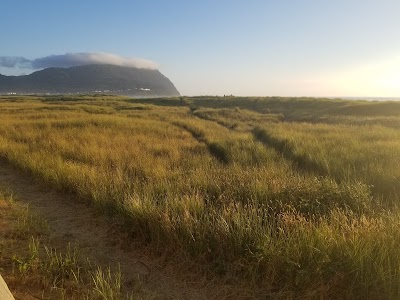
0, 187, 142, 299
0, 95, 400, 298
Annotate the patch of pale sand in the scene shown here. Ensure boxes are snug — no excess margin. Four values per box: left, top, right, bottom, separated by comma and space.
0, 274, 15, 300
0, 161, 261, 300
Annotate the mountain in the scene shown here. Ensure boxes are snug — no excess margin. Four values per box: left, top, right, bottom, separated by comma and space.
0, 64, 180, 96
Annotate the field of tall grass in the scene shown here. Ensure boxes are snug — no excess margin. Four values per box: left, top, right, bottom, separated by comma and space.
1, 95, 400, 299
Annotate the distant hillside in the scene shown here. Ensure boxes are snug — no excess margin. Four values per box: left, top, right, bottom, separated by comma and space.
0, 64, 180, 96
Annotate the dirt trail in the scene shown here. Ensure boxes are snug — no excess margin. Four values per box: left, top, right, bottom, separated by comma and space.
0, 161, 250, 300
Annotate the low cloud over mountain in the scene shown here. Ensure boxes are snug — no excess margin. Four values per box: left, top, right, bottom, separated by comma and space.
0, 52, 158, 70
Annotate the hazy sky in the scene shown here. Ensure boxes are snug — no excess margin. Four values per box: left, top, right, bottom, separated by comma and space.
1, 0, 400, 97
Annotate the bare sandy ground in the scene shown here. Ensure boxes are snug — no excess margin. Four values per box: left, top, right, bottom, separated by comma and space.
0, 274, 15, 300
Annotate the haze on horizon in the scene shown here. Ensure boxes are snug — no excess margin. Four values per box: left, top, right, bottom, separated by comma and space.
1, 0, 399, 98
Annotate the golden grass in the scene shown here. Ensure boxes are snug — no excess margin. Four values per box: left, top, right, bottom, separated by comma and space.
0, 95, 400, 298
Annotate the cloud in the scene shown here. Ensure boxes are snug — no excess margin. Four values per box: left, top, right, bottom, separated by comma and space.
0, 52, 158, 70
0, 56, 31, 68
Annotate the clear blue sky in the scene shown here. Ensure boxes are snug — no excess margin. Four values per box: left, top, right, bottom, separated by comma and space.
1, 0, 400, 97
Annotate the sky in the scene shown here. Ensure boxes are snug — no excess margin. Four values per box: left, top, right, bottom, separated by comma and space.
1, 0, 400, 97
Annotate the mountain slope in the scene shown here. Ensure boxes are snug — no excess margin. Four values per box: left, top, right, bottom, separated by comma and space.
0, 64, 180, 96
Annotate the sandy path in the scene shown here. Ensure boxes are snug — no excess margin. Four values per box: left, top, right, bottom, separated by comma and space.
0, 160, 246, 300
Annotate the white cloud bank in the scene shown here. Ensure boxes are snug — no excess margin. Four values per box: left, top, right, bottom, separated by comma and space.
0, 52, 158, 70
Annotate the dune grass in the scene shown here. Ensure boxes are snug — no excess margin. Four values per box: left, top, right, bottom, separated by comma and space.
0, 95, 399, 298
253, 123, 400, 203
0, 187, 138, 299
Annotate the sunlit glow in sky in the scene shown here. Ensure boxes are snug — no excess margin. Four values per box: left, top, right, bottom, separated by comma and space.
298, 56, 400, 97
1, 0, 399, 97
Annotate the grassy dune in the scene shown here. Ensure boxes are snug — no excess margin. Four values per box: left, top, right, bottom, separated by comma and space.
253, 123, 400, 201
1, 95, 400, 298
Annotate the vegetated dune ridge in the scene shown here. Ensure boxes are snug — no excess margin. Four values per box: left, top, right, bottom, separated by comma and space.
0, 94, 400, 299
